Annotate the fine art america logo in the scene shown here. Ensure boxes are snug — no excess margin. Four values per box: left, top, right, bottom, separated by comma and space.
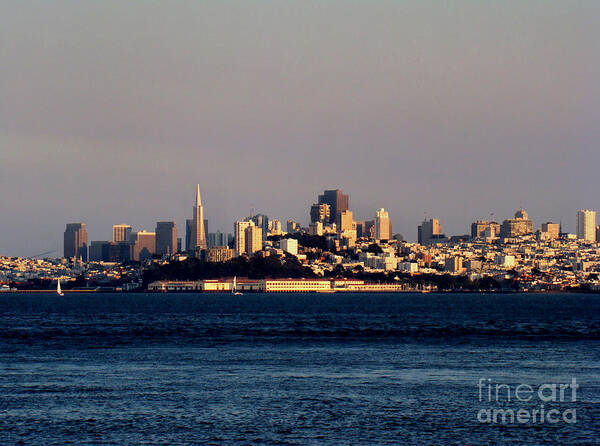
477, 378, 578, 424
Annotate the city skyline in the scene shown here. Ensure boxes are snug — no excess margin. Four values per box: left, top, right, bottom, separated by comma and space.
2, 2, 600, 257
57, 183, 600, 259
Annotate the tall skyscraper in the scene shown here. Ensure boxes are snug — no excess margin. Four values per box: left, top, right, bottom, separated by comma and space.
577, 210, 596, 242
337, 210, 354, 232
500, 208, 534, 238
251, 214, 269, 241
89, 240, 132, 262
131, 230, 156, 261
207, 231, 232, 248
188, 184, 207, 252
155, 221, 178, 255
64, 223, 88, 261
112, 224, 132, 243
245, 225, 263, 255
374, 208, 391, 241
268, 219, 282, 236
310, 203, 330, 224
318, 189, 349, 224
235, 220, 254, 255
418, 218, 442, 245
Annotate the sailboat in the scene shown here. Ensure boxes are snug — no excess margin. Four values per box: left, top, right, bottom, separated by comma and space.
232, 276, 243, 296
57, 279, 64, 296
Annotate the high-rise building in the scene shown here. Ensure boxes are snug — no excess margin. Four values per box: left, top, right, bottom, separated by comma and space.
155, 221, 177, 255
89, 241, 132, 262
287, 219, 301, 234
500, 208, 534, 238
309, 221, 323, 236
577, 210, 597, 242
596, 226, 600, 244
445, 256, 464, 273
235, 220, 254, 255
310, 203, 331, 224
245, 225, 263, 255
337, 210, 354, 232
374, 208, 391, 241
187, 184, 207, 252
471, 220, 500, 239
208, 231, 231, 248
251, 214, 269, 241
418, 218, 442, 245
64, 223, 88, 261
131, 230, 156, 261
540, 222, 560, 240
318, 189, 349, 224
112, 224, 132, 243
89, 241, 108, 262
281, 238, 298, 256
268, 219, 282, 236
364, 220, 375, 239
354, 221, 366, 238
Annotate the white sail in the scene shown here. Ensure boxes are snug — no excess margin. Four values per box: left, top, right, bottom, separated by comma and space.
232, 276, 242, 295
57, 279, 63, 295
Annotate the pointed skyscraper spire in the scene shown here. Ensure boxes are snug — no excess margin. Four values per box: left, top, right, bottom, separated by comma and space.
196, 184, 202, 207
188, 184, 207, 252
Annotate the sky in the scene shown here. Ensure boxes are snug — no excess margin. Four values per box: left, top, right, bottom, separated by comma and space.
1, 1, 599, 257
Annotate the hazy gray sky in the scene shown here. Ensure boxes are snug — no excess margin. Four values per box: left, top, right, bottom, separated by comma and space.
1, 1, 599, 256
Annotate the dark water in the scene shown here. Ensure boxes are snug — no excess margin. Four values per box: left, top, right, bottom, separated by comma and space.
1, 292, 599, 445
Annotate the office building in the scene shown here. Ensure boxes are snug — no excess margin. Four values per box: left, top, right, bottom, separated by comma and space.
131, 230, 156, 261
309, 221, 324, 236
251, 214, 269, 241
89, 241, 132, 262
235, 220, 254, 255
208, 231, 231, 248
89, 241, 108, 262
445, 256, 464, 273
268, 219, 283, 236
337, 210, 354, 232
318, 189, 349, 224
354, 221, 366, 238
112, 224, 132, 243
245, 224, 263, 255
187, 184, 207, 252
418, 218, 442, 245
540, 222, 560, 240
185, 219, 206, 251
155, 221, 177, 256
287, 219, 301, 234
500, 208, 534, 238
577, 210, 597, 242
64, 223, 88, 261
364, 220, 375, 239
281, 238, 298, 256
471, 220, 500, 239
374, 208, 391, 241
310, 203, 331, 224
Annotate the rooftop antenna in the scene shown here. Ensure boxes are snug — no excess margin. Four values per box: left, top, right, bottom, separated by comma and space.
490, 212, 494, 223
250, 206, 255, 218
